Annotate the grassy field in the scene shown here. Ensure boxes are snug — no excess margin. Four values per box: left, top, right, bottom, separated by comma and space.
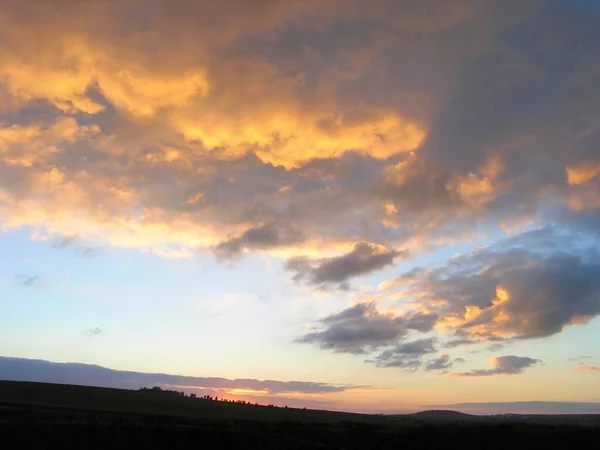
1, 380, 599, 449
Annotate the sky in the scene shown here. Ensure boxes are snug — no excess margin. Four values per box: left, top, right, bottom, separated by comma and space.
0, 0, 599, 414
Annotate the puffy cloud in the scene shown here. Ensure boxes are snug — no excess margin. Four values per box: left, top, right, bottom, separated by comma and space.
0, 0, 598, 278
87, 327, 103, 336
286, 242, 408, 287
384, 226, 600, 344
303, 221, 600, 367
454, 355, 541, 377
296, 302, 437, 354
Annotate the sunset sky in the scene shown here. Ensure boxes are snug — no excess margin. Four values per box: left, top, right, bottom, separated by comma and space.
1, 0, 599, 414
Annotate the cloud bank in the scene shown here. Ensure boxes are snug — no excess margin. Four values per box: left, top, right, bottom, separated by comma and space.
0, 0, 597, 268
0, 356, 366, 396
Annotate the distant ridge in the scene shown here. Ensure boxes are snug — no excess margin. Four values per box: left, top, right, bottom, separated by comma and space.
388, 409, 478, 421
409, 409, 474, 418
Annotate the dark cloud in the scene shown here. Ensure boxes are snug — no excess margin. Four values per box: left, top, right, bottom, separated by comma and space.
14, 274, 40, 287
296, 302, 437, 354
424, 354, 466, 372
0, 356, 367, 396
214, 223, 304, 259
376, 159, 461, 214
369, 338, 437, 370
455, 355, 541, 377
386, 226, 600, 344
286, 242, 408, 287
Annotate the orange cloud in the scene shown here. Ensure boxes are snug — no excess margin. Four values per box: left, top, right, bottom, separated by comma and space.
0, 1, 424, 255
566, 163, 600, 186
573, 365, 600, 374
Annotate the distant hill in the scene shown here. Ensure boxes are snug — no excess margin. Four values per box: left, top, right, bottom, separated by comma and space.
388, 409, 480, 421
409, 409, 475, 418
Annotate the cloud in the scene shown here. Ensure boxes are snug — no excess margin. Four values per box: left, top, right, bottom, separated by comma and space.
14, 274, 40, 287
568, 355, 592, 362
50, 234, 79, 249
297, 220, 600, 366
296, 302, 437, 354
454, 355, 541, 377
368, 338, 437, 370
0, 0, 598, 273
424, 354, 466, 372
0, 356, 366, 396
286, 242, 408, 287
214, 223, 304, 259
87, 327, 102, 336
384, 226, 600, 344
573, 365, 600, 374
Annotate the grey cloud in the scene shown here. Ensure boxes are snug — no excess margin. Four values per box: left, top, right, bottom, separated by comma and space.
369, 338, 437, 370
296, 302, 437, 354
75, 246, 102, 258
425, 354, 466, 372
376, 159, 461, 215
568, 355, 592, 362
87, 327, 102, 336
14, 274, 40, 287
286, 242, 408, 287
50, 235, 103, 257
0, 356, 366, 395
214, 223, 304, 259
390, 226, 600, 343
455, 355, 541, 377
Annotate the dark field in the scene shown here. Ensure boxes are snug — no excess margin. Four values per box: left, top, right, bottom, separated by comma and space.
1, 381, 598, 449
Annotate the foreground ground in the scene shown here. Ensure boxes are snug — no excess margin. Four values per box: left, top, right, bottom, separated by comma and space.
0, 381, 598, 449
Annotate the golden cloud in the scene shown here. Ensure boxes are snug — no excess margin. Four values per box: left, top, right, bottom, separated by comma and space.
0, 0, 433, 257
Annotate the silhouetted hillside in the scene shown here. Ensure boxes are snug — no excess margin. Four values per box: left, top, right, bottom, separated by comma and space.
1, 381, 599, 449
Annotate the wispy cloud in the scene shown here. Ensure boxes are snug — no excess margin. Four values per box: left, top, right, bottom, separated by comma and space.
14, 274, 41, 287
573, 365, 600, 374
424, 354, 466, 372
